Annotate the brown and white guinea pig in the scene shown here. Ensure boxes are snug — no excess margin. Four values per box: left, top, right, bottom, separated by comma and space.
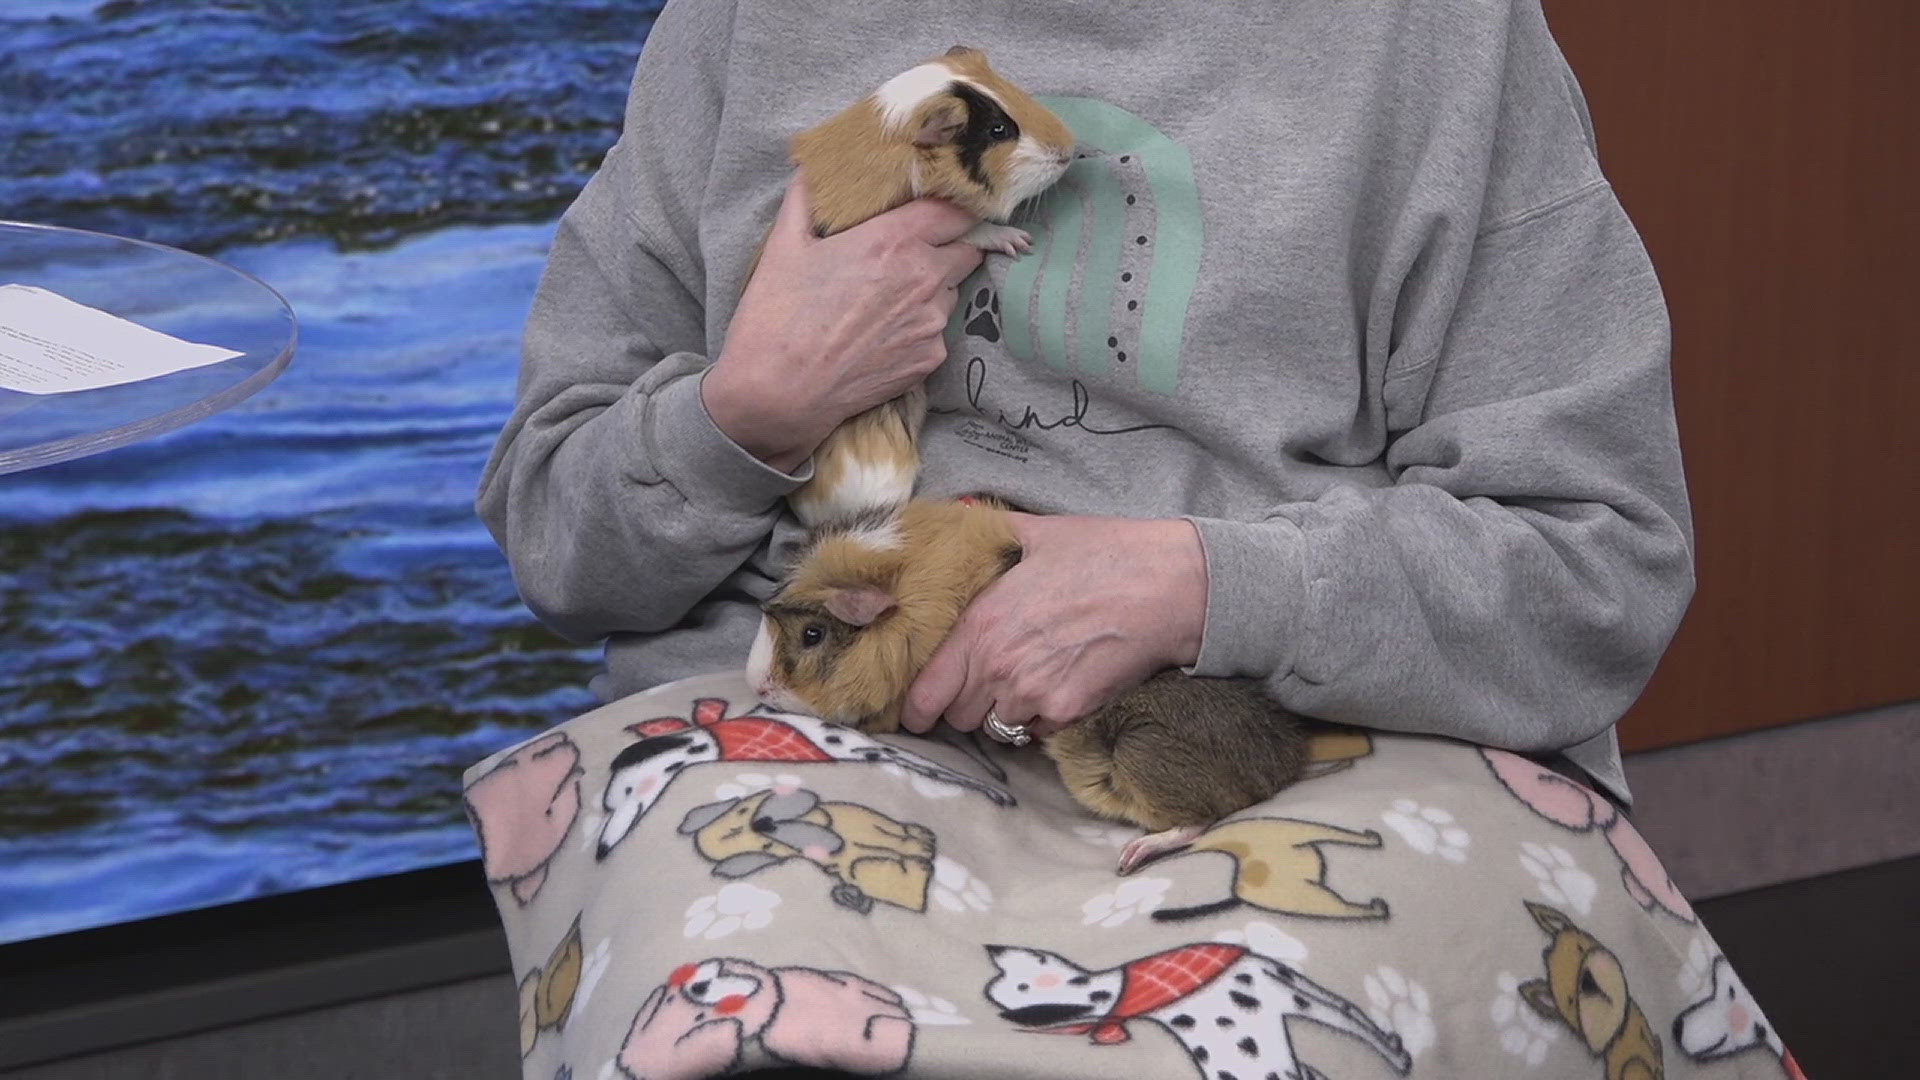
760, 47, 1076, 531
744, 498, 1311, 871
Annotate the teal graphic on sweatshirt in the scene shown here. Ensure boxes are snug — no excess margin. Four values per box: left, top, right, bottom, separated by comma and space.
948, 96, 1203, 397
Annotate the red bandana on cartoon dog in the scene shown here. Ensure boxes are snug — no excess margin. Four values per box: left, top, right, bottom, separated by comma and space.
1038, 943, 1248, 1044
628, 699, 835, 763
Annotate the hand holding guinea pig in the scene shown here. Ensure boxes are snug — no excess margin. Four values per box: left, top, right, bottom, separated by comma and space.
748, 498, 1306, 875
900, 510, 1210, 739
702, 174, 985, 475
711, 47, 1074, 520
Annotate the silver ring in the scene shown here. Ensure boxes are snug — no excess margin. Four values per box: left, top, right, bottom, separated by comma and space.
983, 708, 1032, 747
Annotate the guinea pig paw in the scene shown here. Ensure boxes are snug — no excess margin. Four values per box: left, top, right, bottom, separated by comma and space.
964, 222, 1033, 257
1116, 825, 1208, 876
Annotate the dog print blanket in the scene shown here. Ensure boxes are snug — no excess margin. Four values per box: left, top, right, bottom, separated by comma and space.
463, 670, 1807, 1080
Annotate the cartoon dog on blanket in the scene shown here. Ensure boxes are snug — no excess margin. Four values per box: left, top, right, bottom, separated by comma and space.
678, 786, 937, 914
597, 697, 1011, 860
984, 943, 1411, 1079
620, 958, 914, 1079
1674, 953, 1808, 1079
1519, 901, 1665, 1080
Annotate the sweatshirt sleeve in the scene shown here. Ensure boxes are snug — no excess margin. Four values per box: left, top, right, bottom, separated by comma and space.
1183, 1, 1696, 754
476, 0, 806, 644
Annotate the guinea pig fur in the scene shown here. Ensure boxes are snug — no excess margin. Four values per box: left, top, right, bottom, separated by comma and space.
746, 498, 1312, 854
765, 47, 1076, 532
747, 498, 1020, 730
789, 45, 1077, 246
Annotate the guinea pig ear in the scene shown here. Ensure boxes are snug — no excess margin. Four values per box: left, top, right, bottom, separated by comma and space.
944, 45, 977, 58
912, 97, 967, 148
825, 584, 898, 627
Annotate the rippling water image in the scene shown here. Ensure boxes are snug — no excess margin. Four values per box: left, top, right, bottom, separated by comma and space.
0, 0, 665, 944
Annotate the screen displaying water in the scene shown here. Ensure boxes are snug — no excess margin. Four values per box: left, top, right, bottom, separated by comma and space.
0, 0, 665, 945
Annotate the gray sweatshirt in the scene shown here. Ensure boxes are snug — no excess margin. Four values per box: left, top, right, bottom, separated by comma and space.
476, 0, 1694, 805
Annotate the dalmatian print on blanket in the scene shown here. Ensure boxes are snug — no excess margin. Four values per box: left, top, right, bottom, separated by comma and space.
463, 670, 1807, 1080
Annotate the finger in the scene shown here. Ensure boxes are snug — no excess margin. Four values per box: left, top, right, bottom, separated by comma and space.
882, 195, 984, 247
943, 657, 1000, 736
901, 631, 968, 734
999, 509, 1046, 549
1024, 713, 1075, 740
935, 240, 986, 288
768, 172, 819, 249
989, 696, 1048, 744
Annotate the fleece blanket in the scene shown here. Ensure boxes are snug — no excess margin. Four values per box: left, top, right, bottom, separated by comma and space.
462, 670, 1806, 1080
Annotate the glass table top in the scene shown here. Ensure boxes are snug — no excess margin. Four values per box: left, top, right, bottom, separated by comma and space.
0, 221, 297, 476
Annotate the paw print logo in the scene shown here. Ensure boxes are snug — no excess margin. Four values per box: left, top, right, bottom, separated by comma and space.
1381, 799, 1471, 863
877, 762, 966, 799
1519, 841, 1597, 915
713, 772, 804, 800
1210, 921, 1310, 967
1081, 876, 1169, 927
683, 881, 780, 940
570, 936, 615, 1019
890, 984, 972, 1026
930, 855, 994, 914
1491, 971, 1562, 1066
1072, 823, 1140, 849
1364, 965, 1435, 1060
962, 285, 1002, 342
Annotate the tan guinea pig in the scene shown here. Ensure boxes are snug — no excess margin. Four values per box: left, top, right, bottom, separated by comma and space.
757, 47, 1077, 532
744, 498, 1311, 872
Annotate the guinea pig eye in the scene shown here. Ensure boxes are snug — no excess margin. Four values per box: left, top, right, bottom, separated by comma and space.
801, 625, 826, 648
988, 122, 1011, 140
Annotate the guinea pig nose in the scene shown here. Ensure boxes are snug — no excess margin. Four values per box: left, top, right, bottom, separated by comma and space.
751, 816, 777, 834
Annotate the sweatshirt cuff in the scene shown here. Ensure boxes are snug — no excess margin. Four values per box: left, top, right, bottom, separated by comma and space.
1180, 515, 1310, 681
643, 366, 813, 515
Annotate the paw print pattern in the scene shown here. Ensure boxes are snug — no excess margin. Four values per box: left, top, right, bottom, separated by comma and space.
1491, 971, 1562, 1067
961, 285, 1002, 342
890, 984, 972, 1027
1519, 841, 1597, 915
878, 762, 966, 800
1072, 823, 1140, 849
1081, 876, 1169, 927
713, 771, 803, 801
930, 855, 994, 914
1209, 921, 1310, 967
1364, 965, 1436, 1061
682, 881, 780, 940
1381, 799, 1472, 863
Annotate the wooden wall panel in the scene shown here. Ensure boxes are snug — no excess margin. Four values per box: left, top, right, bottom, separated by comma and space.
1540, 1, 1919, 750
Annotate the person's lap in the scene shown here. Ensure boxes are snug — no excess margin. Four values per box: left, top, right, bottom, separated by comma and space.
465, 669, 1802, 1080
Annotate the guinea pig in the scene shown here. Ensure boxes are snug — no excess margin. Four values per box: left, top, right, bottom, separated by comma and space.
745, 497, 1311, 873
758, 47, 1077, 532
748, 497, 1023, 729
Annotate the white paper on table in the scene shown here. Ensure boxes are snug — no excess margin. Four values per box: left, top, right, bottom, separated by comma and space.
0, 283, 244, 395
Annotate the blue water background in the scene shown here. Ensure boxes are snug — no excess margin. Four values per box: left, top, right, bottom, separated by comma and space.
0, 0, 664, 944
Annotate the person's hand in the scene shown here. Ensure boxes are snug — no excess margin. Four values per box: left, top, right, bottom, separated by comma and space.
899, 512, 1209, 738
703, 173, 986, 473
